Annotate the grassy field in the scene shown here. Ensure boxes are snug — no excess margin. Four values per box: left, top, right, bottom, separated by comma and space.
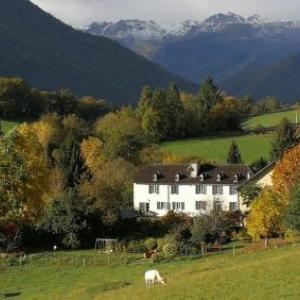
1, 246, 300, 299
161, 134, 273, 164
242, 109, 298, 130
1, 120, 21, 133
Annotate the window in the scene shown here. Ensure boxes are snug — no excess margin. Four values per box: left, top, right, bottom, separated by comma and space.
196, 201, 207, 210
212, 186, 223, 195
172, 202, 185, 211
229, 202, 238, 211
149, 185, 159, 194
157, 202, 168, 210
171, 185, 179, 194
139, 202, 150, 213
230, 186, 238, 195
196, 185, 207, 194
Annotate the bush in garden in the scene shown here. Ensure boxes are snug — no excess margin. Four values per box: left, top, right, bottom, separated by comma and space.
156, 237, 168, 251
161, 211, 191, 232
162, 235, 180, 258
191, 211, 229, 245
144, 237, 157, 251
169, 223, 192, 242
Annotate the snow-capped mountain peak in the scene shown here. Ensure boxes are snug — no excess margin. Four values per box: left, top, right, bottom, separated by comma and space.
166, 20, 200, 37
247, 14, 271, 24
87, 19, 166, 42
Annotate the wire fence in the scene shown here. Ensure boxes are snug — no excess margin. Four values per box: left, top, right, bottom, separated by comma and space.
1, 237, 300, 272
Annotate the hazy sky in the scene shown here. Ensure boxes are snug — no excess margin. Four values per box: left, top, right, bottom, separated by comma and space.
30, 0, 300, 27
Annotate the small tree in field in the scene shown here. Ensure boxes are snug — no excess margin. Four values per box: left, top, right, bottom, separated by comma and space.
227, 141, 242, 164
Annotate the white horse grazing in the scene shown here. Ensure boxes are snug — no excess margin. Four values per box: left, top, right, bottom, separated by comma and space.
145, 270, 166, 287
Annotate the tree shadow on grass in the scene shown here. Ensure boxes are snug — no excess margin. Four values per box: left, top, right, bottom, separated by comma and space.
0, 292, 21, 298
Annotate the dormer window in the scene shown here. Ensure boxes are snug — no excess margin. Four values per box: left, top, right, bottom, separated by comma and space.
199, 173, 204, 182
216, 174, 222, 182
175, 173, 180, 182
233, 174, 239, 183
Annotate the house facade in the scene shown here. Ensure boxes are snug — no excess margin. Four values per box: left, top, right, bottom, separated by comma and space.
134, 163, 258, 217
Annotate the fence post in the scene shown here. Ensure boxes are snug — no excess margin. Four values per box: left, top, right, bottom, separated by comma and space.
124, 245, 127, 265
19, 257, 22, 270
232, 246, 235, 255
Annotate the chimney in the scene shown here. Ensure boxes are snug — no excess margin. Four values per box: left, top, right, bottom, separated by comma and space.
190, 163, 199, 178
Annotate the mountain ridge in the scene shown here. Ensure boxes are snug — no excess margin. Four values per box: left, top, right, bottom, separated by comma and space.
0, 0, 196, 105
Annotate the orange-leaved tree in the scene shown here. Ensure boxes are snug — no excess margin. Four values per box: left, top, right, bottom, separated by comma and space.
272, 144, 300, 204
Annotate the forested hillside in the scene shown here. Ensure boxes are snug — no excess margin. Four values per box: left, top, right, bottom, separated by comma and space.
0, 0, 196, 105
223, 51, 300, 101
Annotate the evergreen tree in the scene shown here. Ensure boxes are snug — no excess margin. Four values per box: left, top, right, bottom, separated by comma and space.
197, 77, 222, 114
165, 83, 186, 139
270, 118, 299, 160
138, 85, 153, 116
227, 141, 242, 164
250, 156, 268, 173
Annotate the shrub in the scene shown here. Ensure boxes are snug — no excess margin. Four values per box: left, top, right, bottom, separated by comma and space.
162, 235, 180, 258
152, 252, 165, 263
144, 238, 157, 251
169, 223, 192, 241
157, 238, 168, 251
62, 233, 80, 249
218, 235, 232, 245
127, 240, 145, 253
191, 212, 223, 245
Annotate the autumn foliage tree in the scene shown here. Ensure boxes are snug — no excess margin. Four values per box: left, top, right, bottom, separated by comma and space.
272, 144, 300, 203
247, 189, 285, 239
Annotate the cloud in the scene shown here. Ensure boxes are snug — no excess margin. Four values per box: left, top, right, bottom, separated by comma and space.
30, 0, 300, 26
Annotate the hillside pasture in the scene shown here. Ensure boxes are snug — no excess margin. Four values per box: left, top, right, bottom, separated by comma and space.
0, 246, 300, 299
161, 134, 273, 164
242, 109, 298, 130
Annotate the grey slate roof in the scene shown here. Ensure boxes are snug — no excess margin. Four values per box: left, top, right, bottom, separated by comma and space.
135, 164, 253, 185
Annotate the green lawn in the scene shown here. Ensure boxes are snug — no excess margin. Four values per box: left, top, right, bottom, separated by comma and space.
161, 134, 273, 164
1, 120, 21, 133
242, 109, 298, 130
1, 247, 300, 299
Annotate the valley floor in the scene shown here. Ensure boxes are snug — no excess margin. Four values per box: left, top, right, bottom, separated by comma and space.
1, 246, 300, 299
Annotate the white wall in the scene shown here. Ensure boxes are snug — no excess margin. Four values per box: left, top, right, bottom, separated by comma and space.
134, 183, 240, 216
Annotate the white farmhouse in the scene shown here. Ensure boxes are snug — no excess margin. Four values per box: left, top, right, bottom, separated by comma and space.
133, 162, 274, 216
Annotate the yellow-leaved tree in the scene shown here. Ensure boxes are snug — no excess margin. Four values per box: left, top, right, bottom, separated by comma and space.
16, 123, 50, 221
247, 189, 285, 239
80, 137, 105, 174
272, 144, 300, 204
